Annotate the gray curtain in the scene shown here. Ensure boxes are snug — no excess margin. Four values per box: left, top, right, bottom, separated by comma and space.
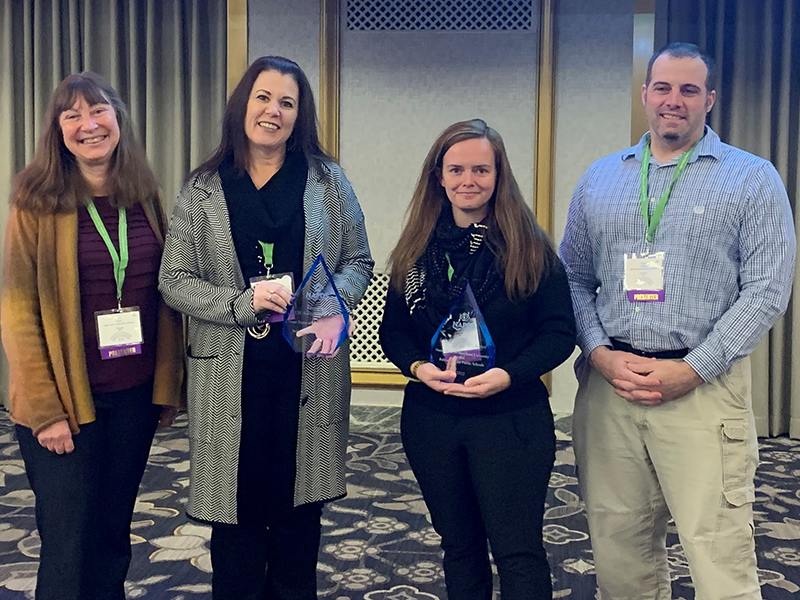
663, 0, 800, 438
0, 0, 228, 406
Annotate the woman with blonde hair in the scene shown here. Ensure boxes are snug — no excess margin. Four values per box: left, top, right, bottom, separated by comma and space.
380, 119, 576, 599
1, 72, 183, 600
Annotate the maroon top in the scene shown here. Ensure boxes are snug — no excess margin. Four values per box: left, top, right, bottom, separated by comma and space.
78, 197, 161, 394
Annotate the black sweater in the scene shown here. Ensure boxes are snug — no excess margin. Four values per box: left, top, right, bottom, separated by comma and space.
379, 263, 577, 416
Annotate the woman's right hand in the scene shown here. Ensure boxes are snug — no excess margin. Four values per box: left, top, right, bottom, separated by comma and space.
252, 281, 292, 314
415, 362, 457, 392
36, 421, 74, 454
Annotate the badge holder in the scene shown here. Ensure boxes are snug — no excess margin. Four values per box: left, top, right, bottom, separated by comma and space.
430, 282, 495, 383
624, 251, 666, 302
282, 255, 350, 356
95, 306, 144, 360
248, 272, 295, 339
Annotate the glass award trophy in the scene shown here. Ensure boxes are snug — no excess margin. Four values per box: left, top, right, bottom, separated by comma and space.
283, 255, 351, 356
430, 282, 495, 383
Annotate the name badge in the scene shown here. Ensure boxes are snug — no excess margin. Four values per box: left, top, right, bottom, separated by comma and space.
624, 252, 665, 302
95, 307, 143, 359
250, 272, 294, 323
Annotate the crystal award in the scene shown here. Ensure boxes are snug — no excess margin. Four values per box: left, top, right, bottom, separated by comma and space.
429, 282, 495, 383
283, 255, 350, 356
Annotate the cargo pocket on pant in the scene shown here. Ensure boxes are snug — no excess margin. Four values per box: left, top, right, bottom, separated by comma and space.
719, 419, 755, 506
713, 420, 756, 564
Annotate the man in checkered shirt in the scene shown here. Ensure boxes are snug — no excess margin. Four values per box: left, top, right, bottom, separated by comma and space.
560, 42, 795, 600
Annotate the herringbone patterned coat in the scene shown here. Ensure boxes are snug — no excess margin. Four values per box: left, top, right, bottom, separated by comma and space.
159, 162, 373, 524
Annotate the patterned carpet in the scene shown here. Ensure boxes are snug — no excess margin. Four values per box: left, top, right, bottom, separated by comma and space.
0, 411, 799, 599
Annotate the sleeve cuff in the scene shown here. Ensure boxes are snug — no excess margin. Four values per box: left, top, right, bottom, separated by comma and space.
400, 356, 429, 378
30, 415, 70, 437
231, 289, 260, 328
684, 345, 729, 382
578, 329, 612, 357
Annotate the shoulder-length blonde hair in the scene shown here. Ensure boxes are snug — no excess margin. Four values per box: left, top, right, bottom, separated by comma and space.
388, 118, 556, 300
11, 72, 160, 213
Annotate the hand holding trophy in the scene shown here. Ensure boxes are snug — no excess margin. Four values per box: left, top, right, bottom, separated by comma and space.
430, 282, 495, 383
296, 314, 348, 356
283, 255, 351, 357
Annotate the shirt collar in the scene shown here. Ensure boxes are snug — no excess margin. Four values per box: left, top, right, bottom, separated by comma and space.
621, 125, 722, 164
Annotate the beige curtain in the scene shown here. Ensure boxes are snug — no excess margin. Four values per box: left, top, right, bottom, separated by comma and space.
0, 0, 228, 407
663, 0, 800, 438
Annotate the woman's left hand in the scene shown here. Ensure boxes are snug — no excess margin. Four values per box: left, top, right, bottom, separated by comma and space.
157, 406, 178, 429
441, 368, 511, 398
297, 316, 356, 358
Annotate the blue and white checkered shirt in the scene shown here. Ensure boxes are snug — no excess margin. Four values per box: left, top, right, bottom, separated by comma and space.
560, 127, 796, 382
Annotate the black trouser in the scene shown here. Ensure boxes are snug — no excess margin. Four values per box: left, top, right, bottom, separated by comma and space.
401, 399, 556, 600
210, 502, 323, 600
15, 381, 160, 600
210, 348, 322, 600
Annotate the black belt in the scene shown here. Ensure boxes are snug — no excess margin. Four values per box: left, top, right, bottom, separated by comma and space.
610, 338, 689, 359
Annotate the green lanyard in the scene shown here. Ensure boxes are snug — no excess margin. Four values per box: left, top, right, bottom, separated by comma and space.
444, 252, 455, 282
639, 136, 699, 243
258, 241, 274, 275
86, 201, 128, 308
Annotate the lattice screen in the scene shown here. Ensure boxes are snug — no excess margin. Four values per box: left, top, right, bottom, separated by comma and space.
350, 273, 394, 369
347, 0, 534, 31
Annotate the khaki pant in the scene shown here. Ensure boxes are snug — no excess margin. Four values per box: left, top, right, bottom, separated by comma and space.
573, 356, 760, 600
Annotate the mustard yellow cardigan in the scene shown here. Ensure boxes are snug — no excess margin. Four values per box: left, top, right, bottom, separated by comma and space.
1, 200, 185, 435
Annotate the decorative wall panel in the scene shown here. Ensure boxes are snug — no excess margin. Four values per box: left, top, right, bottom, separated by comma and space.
347, 0, 533, 31
350, 274, 393, 369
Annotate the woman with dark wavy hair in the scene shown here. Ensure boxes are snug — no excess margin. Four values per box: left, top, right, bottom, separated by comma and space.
160, 56, 373, 599
1, 72, 184, 600
380, 119, 576, 600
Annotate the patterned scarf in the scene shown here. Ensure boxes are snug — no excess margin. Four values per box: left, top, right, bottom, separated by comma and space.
404, 210, 503, 328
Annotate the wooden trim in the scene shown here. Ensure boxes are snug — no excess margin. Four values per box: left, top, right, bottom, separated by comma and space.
534, 0, 556, 391
227, 0, 249, 97
632, 0, 656, 145
319, 0, 341, 160
352, 369, 409, 389
534, 0, 556, 237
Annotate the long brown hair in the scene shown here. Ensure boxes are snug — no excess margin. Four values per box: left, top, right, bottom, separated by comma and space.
11, 72, 160, 214
388, 119, 556, 300
191, 56, 332, 179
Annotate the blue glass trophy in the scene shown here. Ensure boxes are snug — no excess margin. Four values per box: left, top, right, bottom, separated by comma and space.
430, 282, 495, 383
283, 255, 350, 356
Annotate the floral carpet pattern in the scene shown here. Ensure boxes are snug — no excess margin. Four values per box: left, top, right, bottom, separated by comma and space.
0, 412, 799, 599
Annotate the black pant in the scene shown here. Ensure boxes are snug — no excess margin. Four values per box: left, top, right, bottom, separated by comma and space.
210, 502, 323, 600
15, 381, 160, 600
210, 348, 322, 600
401, 399, 556, 600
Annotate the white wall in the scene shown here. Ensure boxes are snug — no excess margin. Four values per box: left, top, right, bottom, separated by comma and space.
339, 28, 539, 270
549, 0, 634, 413
248, 0, 321, 100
